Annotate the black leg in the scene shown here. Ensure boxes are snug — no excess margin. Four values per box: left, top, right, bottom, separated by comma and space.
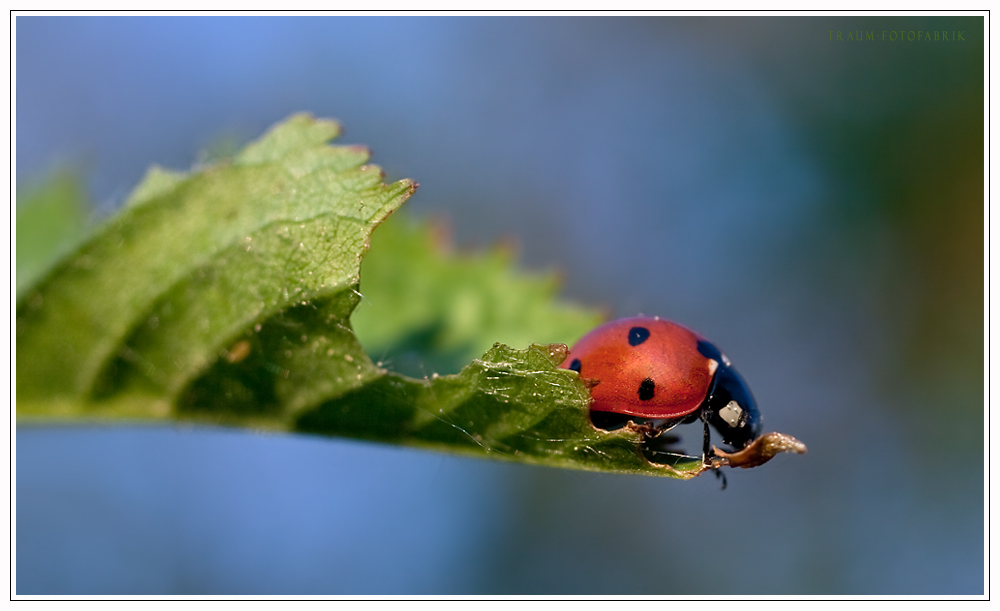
714, 468, 727, 490
701, 411, 726, 489
701, 411, 711, 463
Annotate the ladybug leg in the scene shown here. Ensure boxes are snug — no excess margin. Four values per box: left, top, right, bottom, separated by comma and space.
700, 410, 712, 463
699, 413, 727, 489
714, 468, 728, 490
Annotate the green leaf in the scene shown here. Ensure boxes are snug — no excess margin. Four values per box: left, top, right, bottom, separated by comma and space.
17, 113, 413, 405
18, 113, 782, 480
293, 342, 704, 477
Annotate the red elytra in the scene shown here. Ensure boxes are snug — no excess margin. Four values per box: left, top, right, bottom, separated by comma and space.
560, 316, 714, 419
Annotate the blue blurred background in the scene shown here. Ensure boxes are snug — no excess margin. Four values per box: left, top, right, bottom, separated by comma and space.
16, 16, 984, 594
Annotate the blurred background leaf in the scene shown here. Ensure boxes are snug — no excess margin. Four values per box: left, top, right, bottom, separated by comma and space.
352, 212, 604, 378
15, 170, 93, 299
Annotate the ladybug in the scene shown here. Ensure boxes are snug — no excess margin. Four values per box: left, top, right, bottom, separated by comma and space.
561, 316, 761, 463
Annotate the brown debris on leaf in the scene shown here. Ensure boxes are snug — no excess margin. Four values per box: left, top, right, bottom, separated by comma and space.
710, 432, 807, 469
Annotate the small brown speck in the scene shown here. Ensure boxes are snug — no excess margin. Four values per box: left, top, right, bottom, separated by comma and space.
227, 340, 252, 363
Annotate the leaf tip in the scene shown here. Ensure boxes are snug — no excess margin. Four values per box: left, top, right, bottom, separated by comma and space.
286, 111, 342, 139
401, 178, 419, 195
712, 432, 808, 469
234, 113, 343, 165
344, 144, 372, 162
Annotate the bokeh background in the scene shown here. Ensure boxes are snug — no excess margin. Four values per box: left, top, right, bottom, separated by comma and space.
16, 16, 984, 594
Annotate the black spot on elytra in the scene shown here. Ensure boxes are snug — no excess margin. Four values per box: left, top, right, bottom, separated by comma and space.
568, 358, 582, 373
628, 326, 650, 346
638, 377, 655, 401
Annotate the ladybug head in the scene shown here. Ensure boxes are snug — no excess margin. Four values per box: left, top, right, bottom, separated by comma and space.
697, 341, 762, 450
